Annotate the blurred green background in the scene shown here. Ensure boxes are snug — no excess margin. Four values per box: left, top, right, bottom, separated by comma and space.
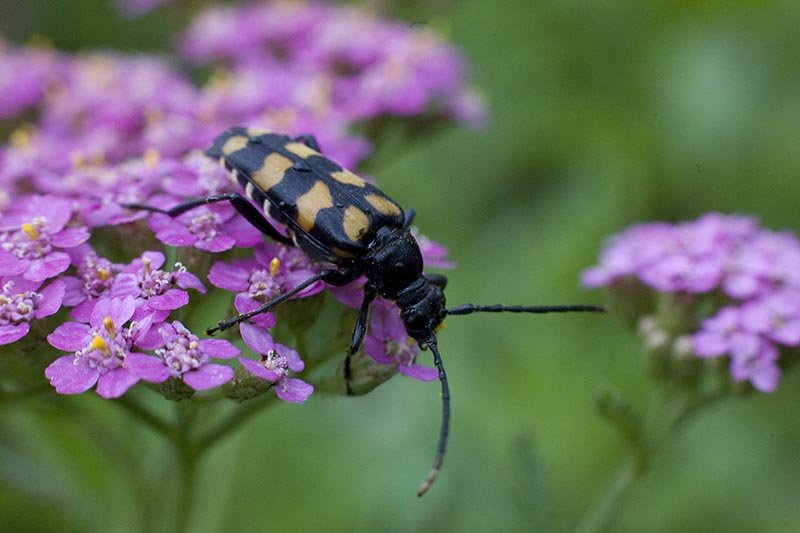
3, 1, 800, 532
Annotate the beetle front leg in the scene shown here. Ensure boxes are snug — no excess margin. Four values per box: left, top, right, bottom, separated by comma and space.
344, 283, 378, 395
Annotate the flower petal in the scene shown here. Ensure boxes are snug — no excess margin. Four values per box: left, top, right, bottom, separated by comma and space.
0, 252, 27, 277
398, 363, 438, 382
35, 280, 66, 318
200, 338, 240, 359
51, 227, 91, 248
48, 322, 90, 351
208, 260, 251, 291
275, 378, 313, 403
0, 323, 30, 345
96, 367, 140, 398
148, 289, 189, 310
127, 353, 170, 382
238, 356, 279, 382
240, 322, 274, 355
25, 252, 71, 282
183, 364, 234, 390
45, 356, 99, 394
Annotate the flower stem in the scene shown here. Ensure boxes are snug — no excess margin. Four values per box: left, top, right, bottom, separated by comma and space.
173, 402, 199, 533
196, 392, 278, 454
114, 393, 172, 440
574, 389, 725, 533
573, 461, 639, 533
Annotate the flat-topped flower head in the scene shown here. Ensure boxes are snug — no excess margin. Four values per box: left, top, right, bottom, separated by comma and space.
144, 196, 262, 252
0, 277, 65, 345
0, 195, 90, 282
45, 296, 156, 398
127, 321, 238, 390
110, 251, 205, 321
61, 245, 119, 321
209, 242, 323, 328
0, 41, 61, 119
585, 213, 800, 392
238, 322, 313, 403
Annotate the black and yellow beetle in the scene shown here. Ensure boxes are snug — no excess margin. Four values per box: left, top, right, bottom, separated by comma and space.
129, 127, 604, 496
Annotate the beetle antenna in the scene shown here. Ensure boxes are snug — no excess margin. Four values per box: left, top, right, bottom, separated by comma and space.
417, 332, 450, 497
447, 303, 606, 316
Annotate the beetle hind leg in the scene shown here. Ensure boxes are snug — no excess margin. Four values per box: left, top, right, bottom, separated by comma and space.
123, 192, 294, 247
343, 283, 378, 395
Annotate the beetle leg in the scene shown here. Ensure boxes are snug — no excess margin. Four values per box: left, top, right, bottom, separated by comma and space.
123, 192, 294, 246
344, 283, 378, 395
206, 267, 361, 335
425, 274, 447, 289
403, 208, 416, 229
293, 134, 321, 152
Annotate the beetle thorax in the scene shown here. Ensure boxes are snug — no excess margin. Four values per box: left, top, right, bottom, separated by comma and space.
364, 227, 424, 298
365, 227, 446, 343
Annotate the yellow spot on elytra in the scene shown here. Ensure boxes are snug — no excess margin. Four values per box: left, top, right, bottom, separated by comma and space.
252, 152, 293, 191
343, 205, 370, 241
296, 181, 333, 232
246, 127, 271, 137
91, 335, 108, 352
143, 148, 161, 167
329, 169, 366, 187
284, 142, 318, 159
365, 194, 401, 217
102, 316, 116, 336
269, 257, 280, 277
222, 135, 248, 156
21, 223, 40, 241
435, 322, 446, 333
98, 268, 111, 281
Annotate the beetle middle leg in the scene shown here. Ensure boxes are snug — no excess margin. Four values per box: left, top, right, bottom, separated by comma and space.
123, 192, 295, 246
206, 266, 361, 335
343, 283, 378, 395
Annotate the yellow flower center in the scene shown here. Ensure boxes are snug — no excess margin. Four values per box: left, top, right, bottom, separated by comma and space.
21, 223, 40, 241
102, 316, 116, 336
269, 257, 281, 277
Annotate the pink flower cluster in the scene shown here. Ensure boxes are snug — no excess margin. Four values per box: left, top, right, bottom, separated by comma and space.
583, 213, 800, 392
0, 2, 469, 402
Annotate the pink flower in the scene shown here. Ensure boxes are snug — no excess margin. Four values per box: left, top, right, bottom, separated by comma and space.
0, 277, 65, 345
238, 323, 313, 403
127, 321, 238, 390
45, 297, 157, 398
0, 195, 90, 282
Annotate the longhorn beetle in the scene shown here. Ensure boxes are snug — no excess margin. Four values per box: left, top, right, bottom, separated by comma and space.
126, 127, 604, 496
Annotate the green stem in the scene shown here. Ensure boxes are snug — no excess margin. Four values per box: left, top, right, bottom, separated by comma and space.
573, 461, 638, 533
574, 389, 725, 533
196, 392, 278, 454
0, 384, 51, 404
114, 393, 173, 441
173, 403, 198, 533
